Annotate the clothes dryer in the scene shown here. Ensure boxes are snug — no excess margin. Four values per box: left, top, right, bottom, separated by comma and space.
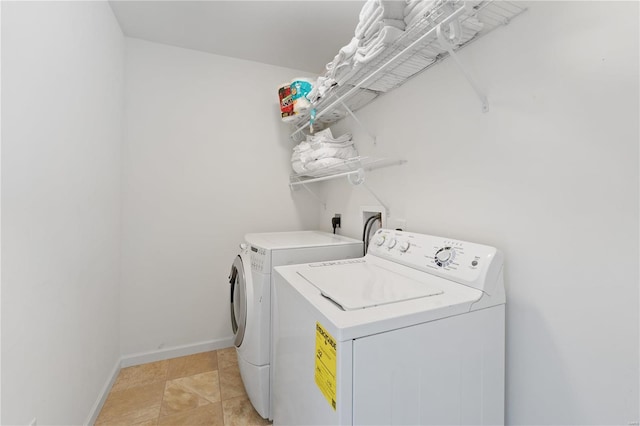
228, 231, 362, 419
272, 228, 505, 425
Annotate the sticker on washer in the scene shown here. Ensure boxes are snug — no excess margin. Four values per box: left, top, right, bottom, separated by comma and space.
315, 322, 337, 411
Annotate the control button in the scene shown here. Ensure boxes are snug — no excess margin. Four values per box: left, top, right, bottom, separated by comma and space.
398, 241, 410, 252
436, 248, 452, 263
240, 243, 247, 250
471, 260, 478, 267
387, 239, 397, 249
375, 236, 386, 246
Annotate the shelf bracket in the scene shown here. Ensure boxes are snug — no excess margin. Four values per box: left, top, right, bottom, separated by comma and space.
436, 21, 489, 113
347, 168, 390, 217
340, 101, 377, 145
290, 179, 327, 210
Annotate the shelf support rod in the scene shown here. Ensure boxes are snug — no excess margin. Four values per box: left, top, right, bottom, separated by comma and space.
436, 22, 489, 113
360, 182, 390, 217
340, 101, 377, 145
290, 169, 360, 186
291, 179, 327, 210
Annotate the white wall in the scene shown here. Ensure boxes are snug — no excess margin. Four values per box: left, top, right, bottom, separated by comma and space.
320, 1, 639, 424
121, 38, 319, 356
0, 1, 4, 421
1, 1, 124, 424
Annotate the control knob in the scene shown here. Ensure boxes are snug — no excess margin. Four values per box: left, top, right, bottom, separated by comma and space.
375, 236, 386, 246
398, 241, 410, 252
436, 248, 452, 262
387, 238, 397, 249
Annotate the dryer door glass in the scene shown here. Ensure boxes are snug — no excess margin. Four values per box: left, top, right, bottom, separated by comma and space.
229, 255, 247, 347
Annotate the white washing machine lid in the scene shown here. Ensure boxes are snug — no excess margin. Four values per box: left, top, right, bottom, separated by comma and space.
298, 260, 444, 311
245, 231, 361, 250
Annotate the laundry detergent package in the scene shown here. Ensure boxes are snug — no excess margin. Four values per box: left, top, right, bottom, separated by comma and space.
290, 78, 313, 114
278, 82, 295, 122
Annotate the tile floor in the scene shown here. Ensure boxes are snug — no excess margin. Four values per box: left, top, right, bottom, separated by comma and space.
96, 348, 271, 426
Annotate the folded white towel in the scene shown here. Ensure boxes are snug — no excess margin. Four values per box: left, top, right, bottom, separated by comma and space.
359, 0, 377, 21
307, 76, 337, 103
292, 160, 306, 174
307, 128, 334, 141
326, 37, 360, 72
356, 0, 406, 39
303, 158, 347, 173
404, 0, 440, 28
309, 138, 354, 149
404, 0, 422, 8
292, 141, 311, 154
404, 0, 429, 15
331, 60, 357, 81
300, 145, 358, 164
383, 18, 406, 29
307, 128, 353, 144
380, 0, 406, 20
355, 26, 404, 64
291, 128, 359, 176
363, 18, 406, 40
355, 4, 384, 39
361, 25, 404, 52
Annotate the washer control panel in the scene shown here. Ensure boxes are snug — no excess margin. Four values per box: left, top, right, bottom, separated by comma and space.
368, 229, 503, 294
249, 245, 268, 273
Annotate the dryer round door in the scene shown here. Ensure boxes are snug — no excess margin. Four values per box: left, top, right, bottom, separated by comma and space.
229, 255, 247, 347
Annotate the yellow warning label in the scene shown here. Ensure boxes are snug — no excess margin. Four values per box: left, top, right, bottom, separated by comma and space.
315, 322, 337, 411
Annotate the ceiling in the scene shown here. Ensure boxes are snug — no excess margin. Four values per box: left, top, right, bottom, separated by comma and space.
109, 1, 366, 74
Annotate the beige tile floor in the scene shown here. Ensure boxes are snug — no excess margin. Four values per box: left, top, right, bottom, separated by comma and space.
96, 348, 271, 426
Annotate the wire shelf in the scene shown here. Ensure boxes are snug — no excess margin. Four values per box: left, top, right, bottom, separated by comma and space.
290, 0, 527, 137
290, 156, 406, 186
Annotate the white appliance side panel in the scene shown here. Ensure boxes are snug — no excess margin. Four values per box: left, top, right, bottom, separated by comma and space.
268, 242, 361, 420
237, 354, 270, 419
237, 269, 271, 366
273, 272, 353, 425
270, 244, 362, 268
353, 305, 505, 425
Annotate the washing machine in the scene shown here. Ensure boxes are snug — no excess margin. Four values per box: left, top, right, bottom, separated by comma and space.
228, 231, 362, 419
272, 228, 505, 425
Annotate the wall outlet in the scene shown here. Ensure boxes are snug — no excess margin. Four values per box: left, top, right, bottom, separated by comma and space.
28, 418, 37, 426
331, 214, 341, 231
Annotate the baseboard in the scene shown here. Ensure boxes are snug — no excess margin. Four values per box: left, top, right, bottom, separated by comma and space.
85, 357, 121, 426
84, 337, 235, 425
120, 336, 235, 368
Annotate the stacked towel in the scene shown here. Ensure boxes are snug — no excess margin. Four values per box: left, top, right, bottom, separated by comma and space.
307, 0, 485, 103
326, 37, 360, 81
310, 0, 409, 103
355, 0, 406, 40
352, 0, 407, 67
404, 0, 441, 29
291, 128, 358, 176
307, 76, 337, 104
355, 26, 405, 65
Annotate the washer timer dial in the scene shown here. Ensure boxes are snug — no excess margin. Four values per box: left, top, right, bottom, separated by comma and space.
434, 247, 456, 267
